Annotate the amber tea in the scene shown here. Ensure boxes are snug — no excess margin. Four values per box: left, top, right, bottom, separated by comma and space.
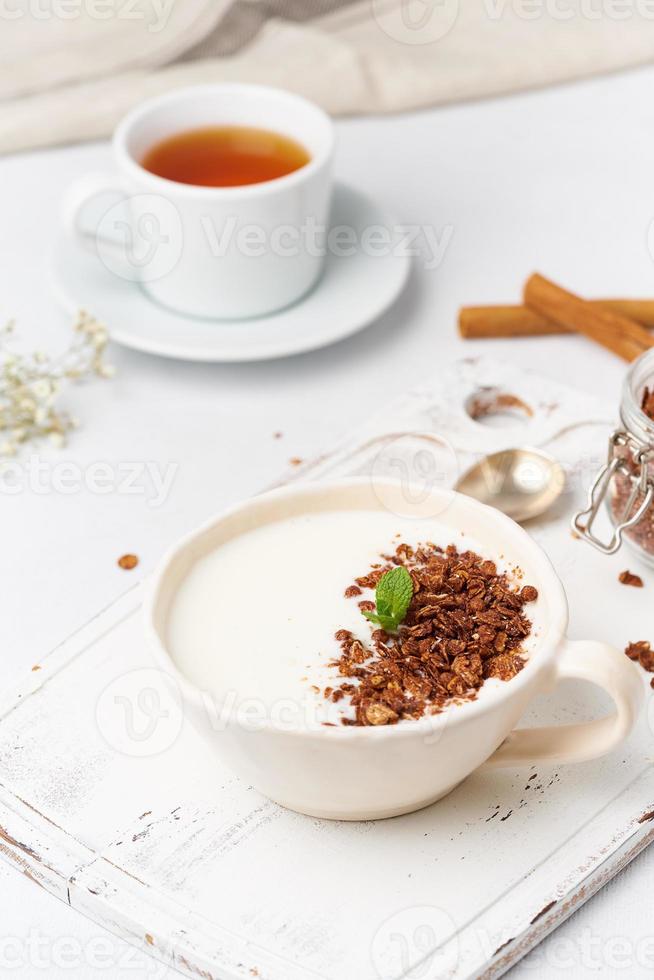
141, 126, 311, 188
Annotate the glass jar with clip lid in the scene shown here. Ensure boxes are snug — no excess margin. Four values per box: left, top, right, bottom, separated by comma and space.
574, 349, 654, 563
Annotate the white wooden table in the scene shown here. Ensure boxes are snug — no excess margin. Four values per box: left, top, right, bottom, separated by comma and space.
2, 63, 654, 978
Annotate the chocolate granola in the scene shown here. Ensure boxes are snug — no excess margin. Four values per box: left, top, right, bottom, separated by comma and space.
611, 387, 654, 556
625, 640, 654, 673
642, 386, 654, 421
608, 386, 654, 556
325, 541, 538, 726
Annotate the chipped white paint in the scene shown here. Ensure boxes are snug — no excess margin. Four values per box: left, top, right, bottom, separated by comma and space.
0, 359, 652, 980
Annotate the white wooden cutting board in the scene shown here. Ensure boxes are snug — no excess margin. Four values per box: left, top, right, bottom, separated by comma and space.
2, 357, 653, 980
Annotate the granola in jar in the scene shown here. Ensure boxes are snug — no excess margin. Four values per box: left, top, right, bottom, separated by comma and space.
574, 349, 654, 564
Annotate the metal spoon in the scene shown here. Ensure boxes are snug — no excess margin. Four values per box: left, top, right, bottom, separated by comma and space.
455, 448, 565, 523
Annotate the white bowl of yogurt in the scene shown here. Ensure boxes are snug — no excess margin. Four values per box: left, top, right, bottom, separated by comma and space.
145, 478, 642, 820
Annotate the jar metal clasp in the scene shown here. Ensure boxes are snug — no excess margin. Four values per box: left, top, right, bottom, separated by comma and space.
572, 430, 654, 554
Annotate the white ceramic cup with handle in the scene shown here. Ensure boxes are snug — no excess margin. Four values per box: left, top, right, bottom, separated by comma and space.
63, 84, 334, 320
145, 479, 644, 821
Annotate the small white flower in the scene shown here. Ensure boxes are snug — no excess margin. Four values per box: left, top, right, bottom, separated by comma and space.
32, 379, 51, 399
0, 311, 112, 456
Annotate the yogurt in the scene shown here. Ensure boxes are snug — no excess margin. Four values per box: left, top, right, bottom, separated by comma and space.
166, 508, 534, 728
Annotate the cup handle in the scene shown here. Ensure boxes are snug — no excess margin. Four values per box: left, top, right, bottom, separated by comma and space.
62, 172, 131, 259
483, 639, 643, 768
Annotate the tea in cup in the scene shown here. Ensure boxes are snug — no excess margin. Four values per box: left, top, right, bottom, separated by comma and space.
63, 84, 334, 319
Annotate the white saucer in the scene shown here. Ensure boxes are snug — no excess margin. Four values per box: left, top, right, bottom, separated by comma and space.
50, 183, 410, 362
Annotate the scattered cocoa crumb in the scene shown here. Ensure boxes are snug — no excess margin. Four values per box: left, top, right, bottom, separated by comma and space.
118, 553, 139, 570
650, 677, 654, 689
625, 640, 654, 672
273, 431, 283, 439
619, 570, 644, 588
325, 541, 537, 726
289, 457, 303, 467
344, 585, 362, 598
145, 934, 154, 946
642, 386, 654, 421
31, 665, 41, 672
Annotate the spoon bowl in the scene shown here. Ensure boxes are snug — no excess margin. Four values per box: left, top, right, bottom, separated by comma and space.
455, 448, 565, 523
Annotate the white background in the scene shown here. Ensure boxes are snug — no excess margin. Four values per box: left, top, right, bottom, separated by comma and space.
1, 63, 654, 978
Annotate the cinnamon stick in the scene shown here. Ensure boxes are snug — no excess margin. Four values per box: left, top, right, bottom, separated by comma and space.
459, 299, 654, 339
523, 274, 654, 362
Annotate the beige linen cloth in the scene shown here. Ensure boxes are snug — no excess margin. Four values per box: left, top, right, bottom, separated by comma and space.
2, 0, 654, 153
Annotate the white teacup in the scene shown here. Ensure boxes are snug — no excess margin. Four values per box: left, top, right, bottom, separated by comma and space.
63, 84, 334, 319
145, 479, 643, 821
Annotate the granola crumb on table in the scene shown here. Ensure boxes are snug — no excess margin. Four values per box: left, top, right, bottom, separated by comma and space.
325, 541, 538, 726
117, 553, 139, 570
625, 640, 654, 673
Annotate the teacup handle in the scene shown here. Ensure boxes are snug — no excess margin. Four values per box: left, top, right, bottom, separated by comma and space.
62, 172, 132, 260
484, 639, 643, 768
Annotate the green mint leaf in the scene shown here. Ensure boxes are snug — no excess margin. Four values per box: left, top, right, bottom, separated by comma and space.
362, 609, 400, 632
362, 566, 413, 633
376, 566, 413, 624
378, 614, 403, 632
